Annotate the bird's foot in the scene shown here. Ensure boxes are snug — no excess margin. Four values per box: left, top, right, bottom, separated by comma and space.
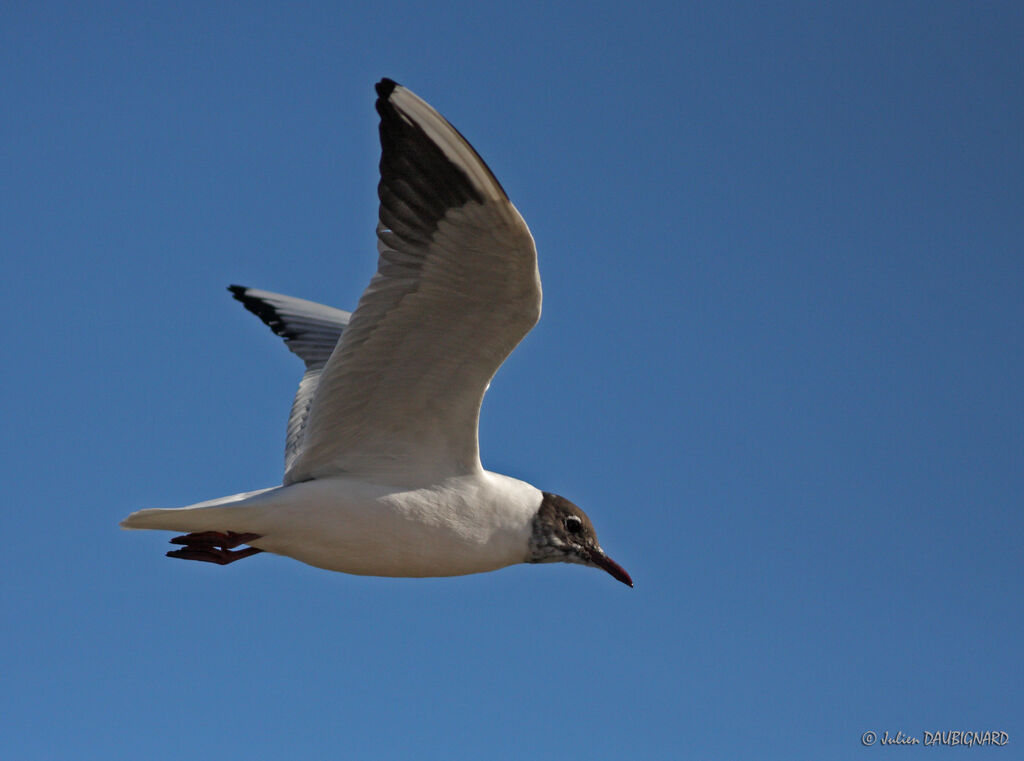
166, 531, 264, 565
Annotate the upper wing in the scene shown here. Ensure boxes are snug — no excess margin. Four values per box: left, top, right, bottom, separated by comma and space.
284, 79, 541, 486
229, 285, 352, 473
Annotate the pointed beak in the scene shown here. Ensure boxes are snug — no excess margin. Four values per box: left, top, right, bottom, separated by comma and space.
591, 550, 633, 587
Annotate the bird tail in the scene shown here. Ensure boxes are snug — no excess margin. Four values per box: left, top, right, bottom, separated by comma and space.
119, 487, 278, 532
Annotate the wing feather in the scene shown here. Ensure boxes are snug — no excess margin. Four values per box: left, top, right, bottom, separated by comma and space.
229, 285, 352, 472
284, 80, 541, 486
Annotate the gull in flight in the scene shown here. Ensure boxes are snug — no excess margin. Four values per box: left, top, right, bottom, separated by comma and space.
121, 79, 632, 587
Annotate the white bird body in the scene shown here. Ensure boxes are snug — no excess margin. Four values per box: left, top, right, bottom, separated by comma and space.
121, 79, 632, 587
125, 472, 540, 577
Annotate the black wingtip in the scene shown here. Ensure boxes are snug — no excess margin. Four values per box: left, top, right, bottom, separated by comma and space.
376, 78, 399, 99
227, 284, 290, 338
228, 284, 259, 311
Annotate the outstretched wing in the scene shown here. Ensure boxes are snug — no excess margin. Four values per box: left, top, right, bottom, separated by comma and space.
229, 285, 351, 473
284, 79, 541, 486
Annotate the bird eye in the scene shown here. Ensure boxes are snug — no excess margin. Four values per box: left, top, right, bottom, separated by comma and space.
565, 516, 583, 535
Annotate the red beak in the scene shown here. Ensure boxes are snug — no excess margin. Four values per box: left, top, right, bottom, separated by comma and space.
591, 551, 633, 587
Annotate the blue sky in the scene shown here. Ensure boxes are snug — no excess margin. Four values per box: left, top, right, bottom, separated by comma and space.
2, 1, 1021, 759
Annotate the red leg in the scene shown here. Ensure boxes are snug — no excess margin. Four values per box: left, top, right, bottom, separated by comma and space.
169, 531, 261, 549
167, 545, 264, 565
166, 531, 264, 565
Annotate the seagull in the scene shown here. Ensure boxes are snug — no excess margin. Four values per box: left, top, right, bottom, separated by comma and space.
120, 78, 632, 587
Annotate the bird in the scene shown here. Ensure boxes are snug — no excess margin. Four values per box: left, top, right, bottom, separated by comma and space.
120, 78, 632, 588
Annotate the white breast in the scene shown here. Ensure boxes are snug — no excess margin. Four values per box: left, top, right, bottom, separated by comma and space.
240, 472, 542, 577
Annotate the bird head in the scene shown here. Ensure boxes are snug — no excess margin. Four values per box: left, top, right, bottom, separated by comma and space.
528, 492, 632, 587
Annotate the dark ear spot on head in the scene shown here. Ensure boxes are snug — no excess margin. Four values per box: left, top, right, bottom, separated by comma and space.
538, 492, 598, 541
531, 492, 605, 565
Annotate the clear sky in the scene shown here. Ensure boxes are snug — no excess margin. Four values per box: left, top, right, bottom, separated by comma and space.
2, 2, 1021, 759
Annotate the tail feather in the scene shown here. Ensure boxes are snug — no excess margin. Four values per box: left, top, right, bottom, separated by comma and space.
119, 487, 278, 532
